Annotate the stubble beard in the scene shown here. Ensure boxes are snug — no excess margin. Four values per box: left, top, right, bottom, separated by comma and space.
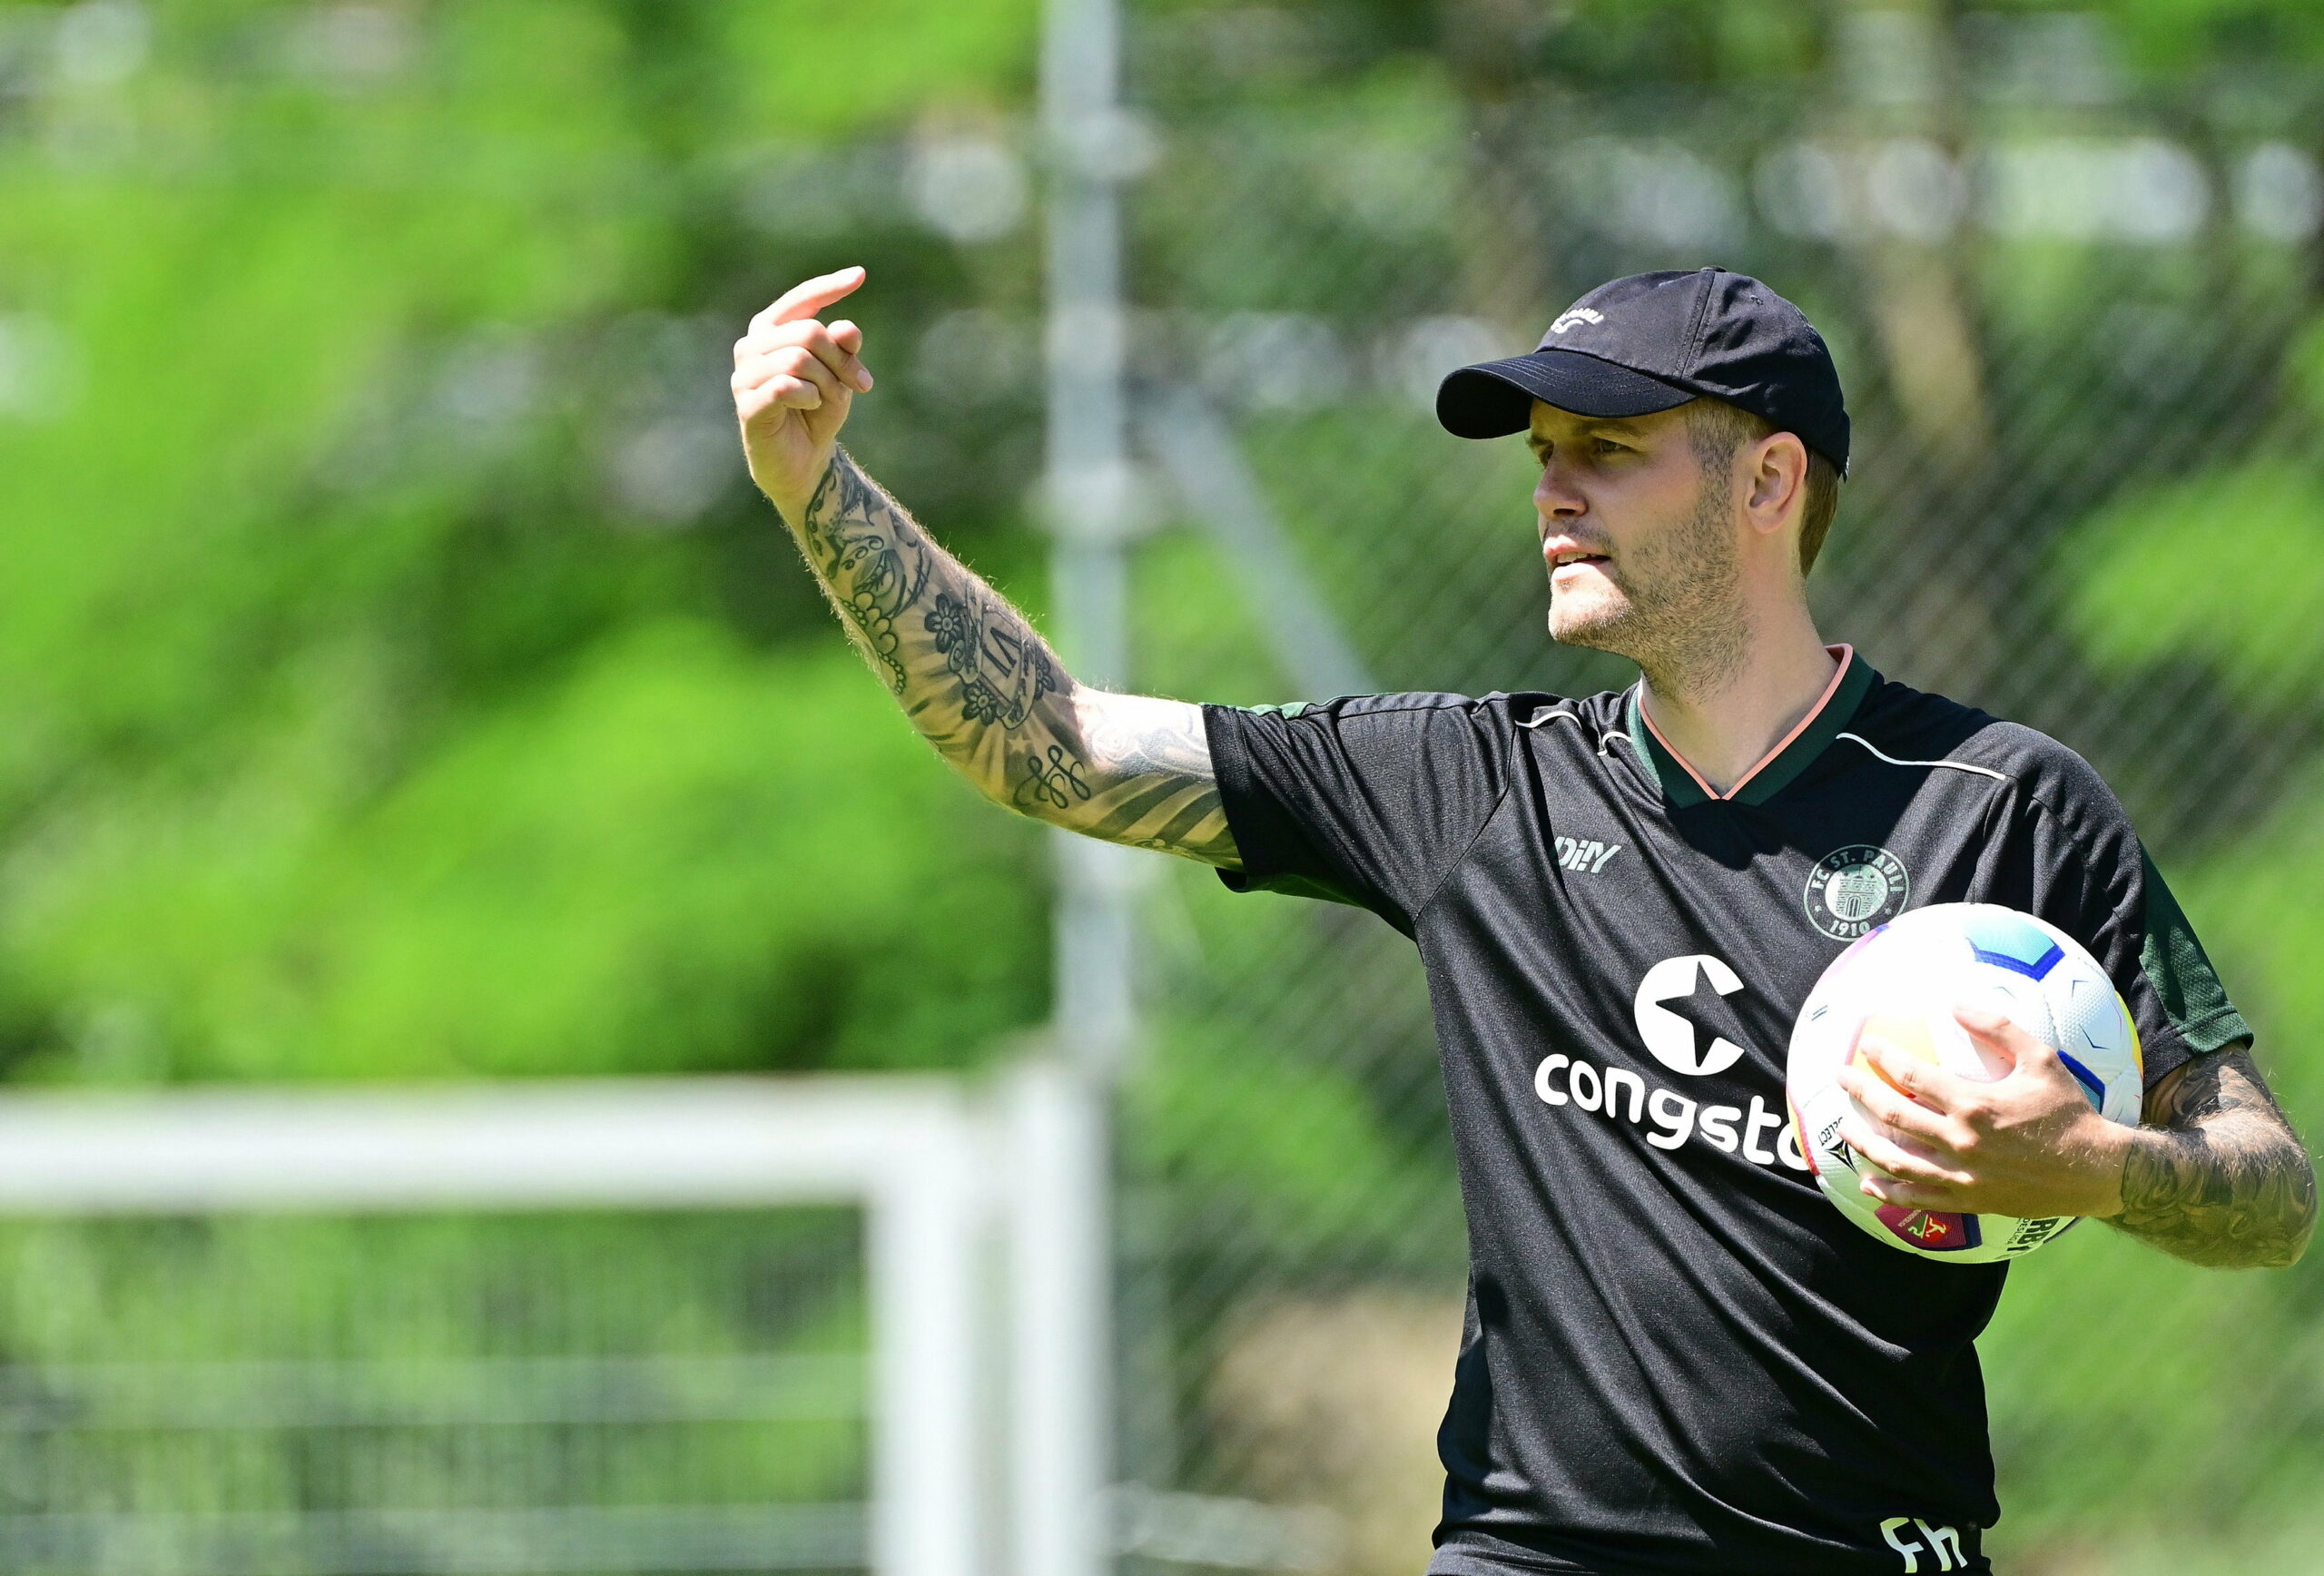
1547, 466, 1749, 701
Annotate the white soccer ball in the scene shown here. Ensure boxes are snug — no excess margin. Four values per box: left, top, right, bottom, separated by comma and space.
1785, 902, 2144, 1264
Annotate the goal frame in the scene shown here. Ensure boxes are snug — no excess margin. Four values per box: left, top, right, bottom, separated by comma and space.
0, 1071, 1034, 1576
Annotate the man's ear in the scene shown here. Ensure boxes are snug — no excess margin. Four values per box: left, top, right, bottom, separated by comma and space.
1743, 431, 1809, 541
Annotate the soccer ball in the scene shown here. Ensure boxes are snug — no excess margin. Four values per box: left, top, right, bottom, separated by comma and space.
1785, 902, 2143, 1264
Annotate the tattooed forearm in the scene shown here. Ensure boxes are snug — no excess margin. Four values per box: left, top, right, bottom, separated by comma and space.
924, 588, 1058, 727
783, 449, 1239, 868
2109, 1045, 2316, 1268
1061, 689, 1239, 863
798, 453, 931, 693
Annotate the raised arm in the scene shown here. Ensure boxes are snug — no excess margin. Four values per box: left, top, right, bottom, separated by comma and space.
2109, 1043, 2317, 1268
732, 268, 1238, 869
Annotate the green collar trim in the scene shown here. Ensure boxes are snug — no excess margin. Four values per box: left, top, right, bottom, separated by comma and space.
1625, 694, 1709, 808
1734, 655, 1876, 804
1621, 649, 1877, 810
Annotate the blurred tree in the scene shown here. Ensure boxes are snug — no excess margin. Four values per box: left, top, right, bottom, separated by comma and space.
0, 0, 1048, 1082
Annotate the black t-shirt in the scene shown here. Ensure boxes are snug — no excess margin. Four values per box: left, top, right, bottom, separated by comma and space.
1202, 649, 2247, 1576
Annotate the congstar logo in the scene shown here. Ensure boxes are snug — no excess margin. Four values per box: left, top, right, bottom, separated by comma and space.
1550, 306, 1604, 334
1632, 954, 1748, 1077
1530, 955, 1807, 1172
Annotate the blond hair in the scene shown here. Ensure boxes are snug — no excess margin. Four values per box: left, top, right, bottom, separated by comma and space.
1685, 399, 1843, 575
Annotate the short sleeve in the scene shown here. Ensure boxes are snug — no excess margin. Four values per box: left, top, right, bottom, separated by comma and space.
1201, 694, 1513, 936
2000, 737, 2250, 1090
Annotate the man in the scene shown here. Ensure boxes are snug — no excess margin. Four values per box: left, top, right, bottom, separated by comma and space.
733, 263, 2315, 1575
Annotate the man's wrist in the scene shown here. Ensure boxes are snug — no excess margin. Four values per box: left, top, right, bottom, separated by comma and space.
766, 476, 816, 528
756, 450, 839, 530
2075, 1118, 2138, 1218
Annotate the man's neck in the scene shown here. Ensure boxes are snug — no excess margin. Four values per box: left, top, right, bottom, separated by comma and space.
1637, 609, 1839, 797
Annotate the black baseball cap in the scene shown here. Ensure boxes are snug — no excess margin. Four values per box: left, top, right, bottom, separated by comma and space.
1435, 268, 1850, 476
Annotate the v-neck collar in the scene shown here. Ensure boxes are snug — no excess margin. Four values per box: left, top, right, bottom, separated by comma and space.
1622, 645, 1874, 810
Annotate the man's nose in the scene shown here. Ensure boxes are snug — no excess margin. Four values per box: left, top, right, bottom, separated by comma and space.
1535, 464, 1586, 523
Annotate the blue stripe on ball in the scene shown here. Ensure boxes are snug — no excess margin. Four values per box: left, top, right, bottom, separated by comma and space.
2055, 1050, 2106, 1108
1971, 940, 2063, 980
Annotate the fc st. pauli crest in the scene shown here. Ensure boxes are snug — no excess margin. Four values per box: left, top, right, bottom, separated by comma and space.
1804, 844, 1909, 941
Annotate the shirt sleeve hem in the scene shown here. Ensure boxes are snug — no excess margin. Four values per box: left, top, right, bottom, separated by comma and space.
1200, 704, 1374, 912
2140, 1025, 2195, 1094
2139, 1012, 2252, 1093
1202, 702, 1279, 887
2173, 1005, 2252, 1057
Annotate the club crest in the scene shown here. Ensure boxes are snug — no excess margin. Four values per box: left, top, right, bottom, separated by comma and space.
1804, 844, 1909, 941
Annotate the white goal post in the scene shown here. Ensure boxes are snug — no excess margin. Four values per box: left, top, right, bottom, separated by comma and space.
0, 1066, 1101, 1576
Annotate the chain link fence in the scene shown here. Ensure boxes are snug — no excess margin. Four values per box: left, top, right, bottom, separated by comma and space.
0, 1210, 868, 1576
1111, 11, 2324, 1576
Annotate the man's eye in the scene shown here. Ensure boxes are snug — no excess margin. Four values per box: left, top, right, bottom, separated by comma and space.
1594, 438, 1627, 456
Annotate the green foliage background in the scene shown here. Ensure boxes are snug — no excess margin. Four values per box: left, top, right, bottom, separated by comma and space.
0, 0, 1053, 1088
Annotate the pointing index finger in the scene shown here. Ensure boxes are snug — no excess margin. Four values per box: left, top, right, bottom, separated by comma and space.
753, 267, 867, 334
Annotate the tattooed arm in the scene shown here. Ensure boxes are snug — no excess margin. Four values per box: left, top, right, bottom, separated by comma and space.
788, 449, 1237, 862
1840, 1014, 2310, 1268
731, 268, 1238, 867
2107, 1044, 2317, 1269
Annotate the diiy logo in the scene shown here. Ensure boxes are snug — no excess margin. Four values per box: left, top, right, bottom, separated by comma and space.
1552, 835, 1621, 872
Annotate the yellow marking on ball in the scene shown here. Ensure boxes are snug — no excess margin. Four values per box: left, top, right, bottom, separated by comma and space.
1853, 1010, 1944, 1099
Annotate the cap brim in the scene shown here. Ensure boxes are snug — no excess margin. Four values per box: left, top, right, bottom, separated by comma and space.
1435, 350, 1693, 439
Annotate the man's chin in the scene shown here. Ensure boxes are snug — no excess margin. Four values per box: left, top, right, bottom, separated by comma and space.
1547, 597, 1634, 654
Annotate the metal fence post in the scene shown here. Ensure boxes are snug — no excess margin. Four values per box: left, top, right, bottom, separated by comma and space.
1029, 0, 1132, 1574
